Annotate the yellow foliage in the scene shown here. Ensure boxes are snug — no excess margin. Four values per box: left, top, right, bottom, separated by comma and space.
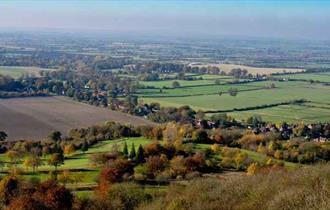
64, 144, 75, 155
247, 163, 259, 175
211, 144, 221, 153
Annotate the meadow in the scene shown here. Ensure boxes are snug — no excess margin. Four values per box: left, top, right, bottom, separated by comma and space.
138, 74, 330, 123
273, 72, 330, 83
0, 66, 54, 78
139, 75, 235, 88
191, 63, 304, 75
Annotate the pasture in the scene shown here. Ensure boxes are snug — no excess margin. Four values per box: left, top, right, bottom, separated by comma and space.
138, 75, 330, 122
190, 63, 304, 75
0, 96, 156, 140
273, 72, 330, 83
0, 66, 54, 78
140, 74, 236, 89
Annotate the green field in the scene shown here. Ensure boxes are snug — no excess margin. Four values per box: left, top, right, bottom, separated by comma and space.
138, 75, 330, 122
139, 75, 238, 88
274, 72, 330, 83
137, 81, 268, 97
0, 66, 55, 78
0, 137, 152, 195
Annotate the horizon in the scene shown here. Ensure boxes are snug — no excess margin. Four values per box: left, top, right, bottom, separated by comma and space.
1, 0, 330, 41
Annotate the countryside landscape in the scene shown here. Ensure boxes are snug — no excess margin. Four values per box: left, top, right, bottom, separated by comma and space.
0, 1, 330, 210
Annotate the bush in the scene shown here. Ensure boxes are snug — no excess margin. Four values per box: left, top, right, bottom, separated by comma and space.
139, 163, 330, 210
107, 182, 152, 210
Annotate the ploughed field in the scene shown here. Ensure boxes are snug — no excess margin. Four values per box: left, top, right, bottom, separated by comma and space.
0, 96, 155, 140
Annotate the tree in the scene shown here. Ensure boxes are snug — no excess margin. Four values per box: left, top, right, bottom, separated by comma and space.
123, 142, 129, 158
274, 150, 283, 159
6, 150, 20, 167
81, 140, 89, 154
64, 144, 75, 155
58, 170, 73, 186
228, 88, 238, 96
6, 195, 46, 210
143, 155, 168, 178
196, 110, 205, 120
0, 131, 7, 141
47, 153, 64, 178
48, 131, 62, 142
247, 163, 259, 175
129, 143, 136, 159
0, 176, 19, 205
28, 155, 42, 173
172, 81, 180, 88
136, 144, 145, 163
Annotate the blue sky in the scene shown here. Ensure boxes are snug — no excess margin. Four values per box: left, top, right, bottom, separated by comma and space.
1, 0, 330, 40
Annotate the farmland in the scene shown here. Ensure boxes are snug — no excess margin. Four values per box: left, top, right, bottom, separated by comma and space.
273, 72, 330, 83
0, 96, 156, 140
190, 63, 304, 75
138, 74, 330, 123
0, 66, 54, 78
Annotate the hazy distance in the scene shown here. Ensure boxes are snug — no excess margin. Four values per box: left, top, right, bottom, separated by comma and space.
0, 0, 330, 40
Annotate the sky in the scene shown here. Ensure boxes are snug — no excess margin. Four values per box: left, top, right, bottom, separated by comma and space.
0, 0, 330, 40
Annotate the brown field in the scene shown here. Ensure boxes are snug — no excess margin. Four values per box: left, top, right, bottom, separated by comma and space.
0, 96, 156, 140
190, 63, 304, 75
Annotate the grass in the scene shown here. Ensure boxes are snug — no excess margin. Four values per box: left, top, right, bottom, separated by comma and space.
192, 63, 304, 75
274, 72, 330, 83
137, 81, 267, 97
0, 66, 55, 78
0, 137, 151, 188
228, 103, 330, 123
140, 79, 330, 122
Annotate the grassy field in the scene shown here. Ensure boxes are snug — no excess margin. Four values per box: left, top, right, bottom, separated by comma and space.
0, 96, 156, 140
0, 137, 152, 195
191, 63, 304, 75
228, 102, 330, 123
274, 72, 330, 83
137, 81, 268, 97
0, 66, 55, 78
139, 77, 330, 122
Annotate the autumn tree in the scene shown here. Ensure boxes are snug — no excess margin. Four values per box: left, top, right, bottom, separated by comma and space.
58, 170, 73, 186
6, 150, 21, 167
0, 176, 19, 206
64, 144, 75, 155
47, 153, 64, 178
143, 155, 168, 178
